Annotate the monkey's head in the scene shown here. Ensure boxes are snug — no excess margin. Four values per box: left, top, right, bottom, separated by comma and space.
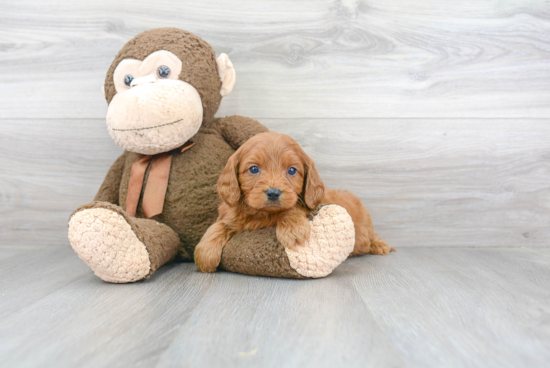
103, 28, 236, 155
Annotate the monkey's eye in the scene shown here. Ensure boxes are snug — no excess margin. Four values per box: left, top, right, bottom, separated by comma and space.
124, 75, 134, 87
157, 65, 171, 79
249, 166, 260, 175
287, 167, 297, 176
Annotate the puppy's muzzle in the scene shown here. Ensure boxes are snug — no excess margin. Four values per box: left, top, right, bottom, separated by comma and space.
265, 188, 281, 201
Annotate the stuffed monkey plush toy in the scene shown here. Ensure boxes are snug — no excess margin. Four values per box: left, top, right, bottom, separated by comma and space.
68, 28, 355, 283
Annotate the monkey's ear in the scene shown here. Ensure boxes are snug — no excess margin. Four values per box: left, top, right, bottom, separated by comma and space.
302, 154, 325, 210
216, 53, 236, 97
102, 85, 106, 99
217, 149, 241, 206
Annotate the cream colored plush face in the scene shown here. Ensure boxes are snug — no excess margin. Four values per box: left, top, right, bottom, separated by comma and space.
107, 50, 203, 155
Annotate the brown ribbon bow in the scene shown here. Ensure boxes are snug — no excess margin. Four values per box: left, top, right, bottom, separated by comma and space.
126, 140, 195, 219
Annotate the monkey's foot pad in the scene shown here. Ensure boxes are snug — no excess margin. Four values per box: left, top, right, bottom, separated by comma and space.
286, 204, 355, 278
68, 208, 151, 283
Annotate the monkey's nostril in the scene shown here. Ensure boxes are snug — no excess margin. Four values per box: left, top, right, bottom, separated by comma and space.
265, 188, 281, 201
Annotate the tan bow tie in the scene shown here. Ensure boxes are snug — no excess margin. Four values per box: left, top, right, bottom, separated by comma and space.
126, 140, 195, 219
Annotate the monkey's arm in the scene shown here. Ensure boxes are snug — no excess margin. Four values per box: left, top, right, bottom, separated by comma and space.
215, 115, 269, 150
94, 151, 128, 205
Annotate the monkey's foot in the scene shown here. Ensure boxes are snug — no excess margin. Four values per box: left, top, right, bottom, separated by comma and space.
69, 206, 150, 283
68, 202, 180, 283
220, 204, 355, 279
285, 204, 355, 278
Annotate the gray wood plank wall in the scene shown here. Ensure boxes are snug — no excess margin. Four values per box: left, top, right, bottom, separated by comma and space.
1, 0, 549, 247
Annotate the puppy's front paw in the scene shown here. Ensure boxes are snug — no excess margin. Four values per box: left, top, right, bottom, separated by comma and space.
194, 241, 222, 273
276, 219, 311, 251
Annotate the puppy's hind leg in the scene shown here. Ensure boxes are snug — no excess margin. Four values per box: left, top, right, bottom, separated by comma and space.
349, 220, 395, 257
368, 232, 396, 255
194, 222, 234, 273
325, 189, 395, 257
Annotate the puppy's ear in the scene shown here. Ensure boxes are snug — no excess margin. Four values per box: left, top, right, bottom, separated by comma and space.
302, 154, 325, 209
218, 150, 241, 206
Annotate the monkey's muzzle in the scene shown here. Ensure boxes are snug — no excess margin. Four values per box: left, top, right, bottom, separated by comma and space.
106, 80, 203, 155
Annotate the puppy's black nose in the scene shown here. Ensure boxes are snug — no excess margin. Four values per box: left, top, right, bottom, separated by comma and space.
265, 188, 281, 201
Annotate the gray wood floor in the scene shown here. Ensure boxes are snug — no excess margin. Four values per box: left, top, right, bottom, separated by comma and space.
1, 246, 549, 368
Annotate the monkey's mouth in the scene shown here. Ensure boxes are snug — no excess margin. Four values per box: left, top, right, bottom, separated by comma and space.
107, 115, 201, 155
110, 118, 184, 132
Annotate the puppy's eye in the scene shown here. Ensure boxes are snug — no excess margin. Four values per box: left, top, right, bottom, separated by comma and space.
124, 75, 134, 87
287, 167, 297, 176
249, 166, 260, 175
157, 65, 171, 79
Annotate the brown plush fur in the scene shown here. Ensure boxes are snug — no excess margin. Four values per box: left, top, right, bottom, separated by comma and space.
95, 116, 268, 260
194, 132, 394, 273
104, 28, 223, 122
220, 227, 305, 278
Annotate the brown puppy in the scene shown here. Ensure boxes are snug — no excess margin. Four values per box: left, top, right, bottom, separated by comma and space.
194, 132, 395, 273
